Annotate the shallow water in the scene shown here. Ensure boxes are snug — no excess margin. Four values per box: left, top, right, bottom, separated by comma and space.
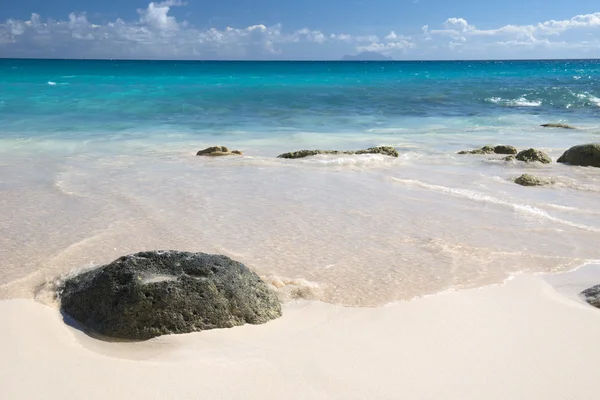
1, 59, 600, 306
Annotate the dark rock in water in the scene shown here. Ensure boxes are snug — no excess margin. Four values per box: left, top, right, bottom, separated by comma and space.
581, 285, 600, 309
354, 146, 399, 157
503, 155, 516, 162
557, 143, 600, 167
458, 145, 517, 155
514, 174, 553, 187
515, 148, 552, 164
278, 146, 398, 159
541, 123, 576, 129
197, 146, 242, 156
59, 251, 282, 341
280, 150, 344, 159
493, 145, 518, 155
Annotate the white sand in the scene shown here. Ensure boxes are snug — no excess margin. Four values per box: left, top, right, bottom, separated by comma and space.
2, 268, 600, 399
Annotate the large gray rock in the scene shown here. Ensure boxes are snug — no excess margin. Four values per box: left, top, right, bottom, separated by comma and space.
581, 285, 600, 308
278, 146, 398, 159
59, 251, 282, 340
557, 144, 600, 167
458, 145, 517, 155
515, 148, 552, 164
514, 174, 553, 187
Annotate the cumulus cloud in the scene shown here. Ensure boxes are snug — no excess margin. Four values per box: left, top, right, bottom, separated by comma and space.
1, 3, 600, 59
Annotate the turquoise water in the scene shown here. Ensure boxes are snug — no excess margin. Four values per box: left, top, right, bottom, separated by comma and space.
1, 59, 600, 140
2, 59, 600, 306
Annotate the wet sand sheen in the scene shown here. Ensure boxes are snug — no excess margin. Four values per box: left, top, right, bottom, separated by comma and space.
2, 142, 600, 305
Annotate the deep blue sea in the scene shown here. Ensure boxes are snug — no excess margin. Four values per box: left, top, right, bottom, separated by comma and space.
1, 59, 600, 306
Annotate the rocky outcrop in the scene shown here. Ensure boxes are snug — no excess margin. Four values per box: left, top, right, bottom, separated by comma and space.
278, 146, 399, 159
541, 123, 576, 129
458, 145, 517, 155
514, 174, 553, 187
581, 285, 600, 308
59, 251, 282, 341
557, 144, 600, 168
197, 146, 242, 156
515, 148, 552, 164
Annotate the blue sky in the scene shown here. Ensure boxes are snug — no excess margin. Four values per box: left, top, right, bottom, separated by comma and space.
1, 0, 600, 59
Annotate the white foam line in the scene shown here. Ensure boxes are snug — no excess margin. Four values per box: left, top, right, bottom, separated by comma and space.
390, 177, 600, 232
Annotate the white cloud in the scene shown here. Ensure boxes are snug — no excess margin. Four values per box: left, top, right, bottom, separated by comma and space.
1, 3, 600, 59
138, 1, 180, 31
358, 40, 415, 54
386, 31, 398, 40
443, 18, 471, 32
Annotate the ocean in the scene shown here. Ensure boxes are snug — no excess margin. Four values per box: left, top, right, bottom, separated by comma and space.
1, 59, 600, 306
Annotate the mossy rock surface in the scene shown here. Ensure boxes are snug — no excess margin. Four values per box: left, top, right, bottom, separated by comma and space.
197, 146, 242, 156
541, 123, 576, 129
278, 146, 398, 159
515, 148, 552, 164
514, 174, 553, 187
557, 144, 600, 167
458, 145, 517, 155
59, 251, 282, 341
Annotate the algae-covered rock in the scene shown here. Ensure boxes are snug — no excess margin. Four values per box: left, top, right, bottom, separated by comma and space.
458, 145, 517, 155
197, 146, 242, 156
514, 174, 553, 187
493, 145, 518, 155
557, 143, 600, 168
354, 146, 399, 157
541, 123, 576, 129
581, 285, 600, 309
458, 145, 495, 155
59, 251, 281, 340
278, 146, 398, 159
515, 148, 552, 164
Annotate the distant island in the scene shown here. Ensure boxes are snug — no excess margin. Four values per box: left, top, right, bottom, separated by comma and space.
341, 52, 393, 61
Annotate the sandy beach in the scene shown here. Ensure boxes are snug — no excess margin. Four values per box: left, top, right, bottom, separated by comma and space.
2, 265, 600, 399
2, 57, 600, 399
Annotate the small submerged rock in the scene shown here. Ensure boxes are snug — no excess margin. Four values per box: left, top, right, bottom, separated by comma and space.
59, 251, 282, 340
197, 146, 242, 156
581, 285, 600, 308
541, 123, 576, 129
513, 174, 553, 187
457, 145, 517, 155
277, 146, 399, 159
515, 148, 552, 164
557, 143, 600, 168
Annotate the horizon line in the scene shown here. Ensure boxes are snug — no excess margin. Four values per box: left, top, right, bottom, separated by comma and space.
1, 57, 600, 62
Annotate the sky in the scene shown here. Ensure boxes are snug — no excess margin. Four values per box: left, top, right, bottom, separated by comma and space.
1, 0, 600, 60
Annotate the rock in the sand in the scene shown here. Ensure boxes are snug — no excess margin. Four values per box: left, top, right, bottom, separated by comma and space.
557, 143, 600, 168
277, 146, 399, 159
457, 145, 517, 155
541, 123, 576, 129
59, 251, 282, 340
196, 146, 242, 156
581, 285, 600, 309
514, 174, 553, 187
515, 148, 552, 164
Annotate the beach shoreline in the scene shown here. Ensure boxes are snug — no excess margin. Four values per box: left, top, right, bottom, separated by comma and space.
2, 265, 600, 399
